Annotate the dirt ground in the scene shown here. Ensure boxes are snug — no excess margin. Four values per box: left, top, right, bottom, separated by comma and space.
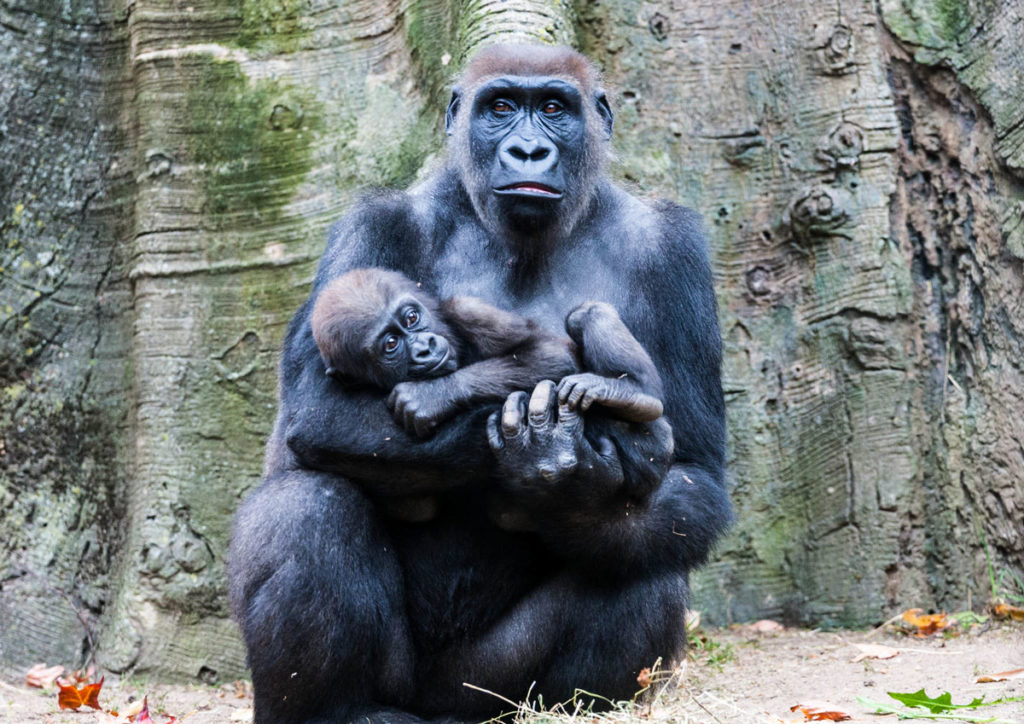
674, 623, 1024, 723
1, 624, 1021, 723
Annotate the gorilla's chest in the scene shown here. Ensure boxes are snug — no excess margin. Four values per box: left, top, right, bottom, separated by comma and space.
430, 226, 633, 331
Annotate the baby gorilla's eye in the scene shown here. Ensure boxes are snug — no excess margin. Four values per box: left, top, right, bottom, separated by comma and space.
404, 309, 420, 327
492, 100, 513, 114
541, 101, 562, 115
383, 335, 400, 353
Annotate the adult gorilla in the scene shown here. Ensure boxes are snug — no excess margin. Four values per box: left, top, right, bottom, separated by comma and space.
229, 44, 731, 723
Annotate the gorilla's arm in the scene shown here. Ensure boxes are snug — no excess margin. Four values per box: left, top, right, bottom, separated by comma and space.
278, 200, 495, 493
488, 205, 732, 577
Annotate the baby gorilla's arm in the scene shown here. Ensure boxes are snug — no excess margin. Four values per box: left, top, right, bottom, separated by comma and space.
557, 301, 665, 422
388, 297, 577, 437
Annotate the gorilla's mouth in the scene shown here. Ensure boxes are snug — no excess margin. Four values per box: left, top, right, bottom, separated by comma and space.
420, 350, 456, 378
494, 183, 563, 198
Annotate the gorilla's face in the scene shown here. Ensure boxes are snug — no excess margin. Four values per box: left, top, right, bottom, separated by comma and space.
451, 75, 607, 236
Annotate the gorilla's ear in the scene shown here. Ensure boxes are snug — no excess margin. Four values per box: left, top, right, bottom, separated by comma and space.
445, 89, 462, 136
325, 366, 357, 388
595, 90, 614, 140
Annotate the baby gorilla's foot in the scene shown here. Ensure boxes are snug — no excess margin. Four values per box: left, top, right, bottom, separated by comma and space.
557, 372, 614, 412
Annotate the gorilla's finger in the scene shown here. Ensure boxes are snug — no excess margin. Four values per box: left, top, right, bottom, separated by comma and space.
403, 406, 419, 434
568, 383, 587, 409
502, 391, 529, 437
528, 380, 557, 428
556, 378, 578, 407
596, 435, 617, 460
556, 395, 583, 436
415, 416, 435, 439
594, 436, 624, 480
486, 411, 505, 451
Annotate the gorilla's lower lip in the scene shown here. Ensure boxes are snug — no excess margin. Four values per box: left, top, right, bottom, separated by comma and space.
417, 350, 453, 377
494, 183, 563, 198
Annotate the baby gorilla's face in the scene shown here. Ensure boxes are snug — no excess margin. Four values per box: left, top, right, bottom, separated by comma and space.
369, 294, 458, 388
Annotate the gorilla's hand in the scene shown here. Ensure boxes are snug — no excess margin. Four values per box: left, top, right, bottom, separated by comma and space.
388, 379, 456, 438
486, 380, 624, 502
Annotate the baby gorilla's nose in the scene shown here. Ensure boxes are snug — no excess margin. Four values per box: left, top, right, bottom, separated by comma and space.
413, 334, 438, 358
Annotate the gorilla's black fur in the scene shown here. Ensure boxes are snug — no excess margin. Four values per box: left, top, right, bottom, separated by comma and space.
229, 43, 731, 723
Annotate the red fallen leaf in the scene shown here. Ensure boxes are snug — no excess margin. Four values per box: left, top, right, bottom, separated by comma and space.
790, 703, 852, 721
57, 676, 104, 711
132, 696, 177, 723
135, 696, 154, 723
26, 663, 65, 688
636, 667, 652, 688
901, 608, 950, 636
976, 668, 1024, 683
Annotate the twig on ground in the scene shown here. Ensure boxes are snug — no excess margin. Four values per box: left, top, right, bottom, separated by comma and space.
865, 611, 907, 639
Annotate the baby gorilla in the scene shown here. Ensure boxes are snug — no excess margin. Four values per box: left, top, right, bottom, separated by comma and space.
311, 268, 578, 437
311, 268, 672, 522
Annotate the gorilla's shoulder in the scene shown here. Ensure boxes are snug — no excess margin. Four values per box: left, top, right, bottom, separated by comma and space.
324, 190, 419, 255
651, 199, 709, 259
317, 190, 427, 283
605, 187, 708, 264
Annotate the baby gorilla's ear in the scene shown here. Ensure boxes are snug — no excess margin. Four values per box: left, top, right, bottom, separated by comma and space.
325, 366, 361, 389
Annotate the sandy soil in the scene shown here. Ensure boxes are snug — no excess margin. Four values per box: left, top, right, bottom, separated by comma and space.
1, 624, 1021, 723
674, 623, 1024, 723
0, 677, 253, 723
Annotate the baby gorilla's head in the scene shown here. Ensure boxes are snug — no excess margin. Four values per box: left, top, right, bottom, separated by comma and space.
311, 268, 460, 389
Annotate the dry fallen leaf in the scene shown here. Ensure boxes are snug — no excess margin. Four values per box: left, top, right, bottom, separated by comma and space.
747, 619, 784, 634
851, 643, 900, 663
26, 663, 65, 688
57, 676, 104, 711
976, 668, 1024, 683
122, 699, 145, 718
992, 603, 1024, 621
901, 608, 950, 636
60, 665, 97, 688
636, 667, 652, 688
790, 703, 852, 721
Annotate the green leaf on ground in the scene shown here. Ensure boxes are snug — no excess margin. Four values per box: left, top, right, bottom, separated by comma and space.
858, 697, 1001, 722
888, 689, 985, 713
859, 692, 1024, 722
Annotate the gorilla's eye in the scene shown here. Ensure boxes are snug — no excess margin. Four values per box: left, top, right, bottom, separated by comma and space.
541, 101, 563, 115
382, 335, 400, 354
404, 308, 420, 327
491, 100, 513, 114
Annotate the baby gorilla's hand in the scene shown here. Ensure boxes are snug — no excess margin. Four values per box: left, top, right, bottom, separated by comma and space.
387, 380, 456, 438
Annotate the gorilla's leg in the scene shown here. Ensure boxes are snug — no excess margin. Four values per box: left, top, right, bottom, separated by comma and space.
229, 470, 414, 724
416, 571, 689, 715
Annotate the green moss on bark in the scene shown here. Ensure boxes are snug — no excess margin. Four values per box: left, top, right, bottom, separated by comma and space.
185, 60, 321, 234
235, 0, 313, 53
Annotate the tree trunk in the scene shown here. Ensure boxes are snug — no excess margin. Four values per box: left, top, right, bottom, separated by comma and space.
1, 0, 1021, 681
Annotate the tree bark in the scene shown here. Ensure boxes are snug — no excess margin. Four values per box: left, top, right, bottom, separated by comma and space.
1, 0, 1021, 681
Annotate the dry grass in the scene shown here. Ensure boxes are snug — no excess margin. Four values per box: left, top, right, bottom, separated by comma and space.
472, 659, 775, 724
